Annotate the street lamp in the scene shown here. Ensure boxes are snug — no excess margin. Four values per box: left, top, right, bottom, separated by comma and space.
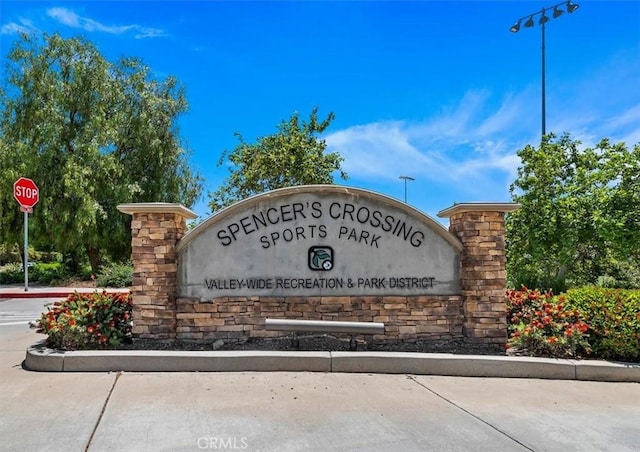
399, 176, 415, 203
510, 0, 580, 138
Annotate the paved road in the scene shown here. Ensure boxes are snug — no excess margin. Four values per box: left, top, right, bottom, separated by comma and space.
0, 297, 53, 333
1, 298, 639, 452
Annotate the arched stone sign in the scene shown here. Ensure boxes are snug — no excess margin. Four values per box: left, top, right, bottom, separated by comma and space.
118, 186, 518, 348
177, 186, 462, 298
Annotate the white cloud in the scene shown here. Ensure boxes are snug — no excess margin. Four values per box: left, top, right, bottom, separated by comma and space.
325, 48, 640, 199
46, 7, 166, 39
325, 91, 533, 188
1, 18, 38, 35
134, 28, 166, 39
47, 8, 80, 28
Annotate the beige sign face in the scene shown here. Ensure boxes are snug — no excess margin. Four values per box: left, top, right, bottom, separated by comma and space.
177, 186, 462, 298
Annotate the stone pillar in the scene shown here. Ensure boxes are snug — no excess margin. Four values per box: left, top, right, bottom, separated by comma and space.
438, 203, 519, 345
118, 203, 197, 341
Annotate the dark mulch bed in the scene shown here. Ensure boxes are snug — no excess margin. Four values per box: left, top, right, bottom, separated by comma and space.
115, 335, 507, 356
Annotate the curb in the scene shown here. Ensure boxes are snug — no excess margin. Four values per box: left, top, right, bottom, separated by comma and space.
24, 342, 640, 382
0, 289, 129, 299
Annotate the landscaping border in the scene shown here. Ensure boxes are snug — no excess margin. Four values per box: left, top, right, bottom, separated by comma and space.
24, 341, 640, 382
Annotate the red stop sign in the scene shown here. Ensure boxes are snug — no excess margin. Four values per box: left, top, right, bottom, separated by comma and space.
13, 177, 39, 208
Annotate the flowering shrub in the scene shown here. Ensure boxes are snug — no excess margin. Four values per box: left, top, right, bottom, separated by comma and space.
506, 287, 591, 358
564, 287, 640, 361
37, 291, 132, 350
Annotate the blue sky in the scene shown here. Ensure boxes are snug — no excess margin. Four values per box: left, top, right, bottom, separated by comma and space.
2, 1, 639, 223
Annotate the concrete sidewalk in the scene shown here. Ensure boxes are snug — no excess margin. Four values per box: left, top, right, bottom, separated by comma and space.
0, 284, 128, 298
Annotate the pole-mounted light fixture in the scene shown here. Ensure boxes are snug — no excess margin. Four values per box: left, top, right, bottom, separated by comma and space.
510, 1, 578, 33
399, 176, 415, 203
539, 9, 550, 25
525, 16, 535, 28
552, 6, 563, 18
509, 0, 580, 139
567, 1, 580, 13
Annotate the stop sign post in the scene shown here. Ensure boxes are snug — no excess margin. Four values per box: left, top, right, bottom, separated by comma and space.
13, 177, 39, 292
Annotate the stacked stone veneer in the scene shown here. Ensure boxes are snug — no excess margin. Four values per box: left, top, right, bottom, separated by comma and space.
118, 201, 518, 346
438, 204, 520, 344
118, 203, 196, 341
176, 295, 463, 342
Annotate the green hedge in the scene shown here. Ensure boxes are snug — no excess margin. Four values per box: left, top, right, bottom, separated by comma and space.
30, 262, 69, 285
0, 263, 24, 284
96, 262, 133, 288
1, 261, 132, 287
564, 287, 640, 361
0, 262, 68, 285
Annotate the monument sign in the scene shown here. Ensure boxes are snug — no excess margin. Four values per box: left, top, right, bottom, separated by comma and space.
177, 186, 463, 298
118, 185, 517, 346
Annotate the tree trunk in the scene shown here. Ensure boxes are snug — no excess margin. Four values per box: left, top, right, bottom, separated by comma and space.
65, 251, 80, 275
86, 246, 102, 275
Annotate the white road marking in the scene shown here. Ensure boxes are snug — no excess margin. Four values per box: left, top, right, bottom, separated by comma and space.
0, 313, 43, 326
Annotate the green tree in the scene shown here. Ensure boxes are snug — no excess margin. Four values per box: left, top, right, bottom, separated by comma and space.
506, 133, 640, 291
0, 33, 202, 273
209, 107, 347, 211
0, 137, 24, 258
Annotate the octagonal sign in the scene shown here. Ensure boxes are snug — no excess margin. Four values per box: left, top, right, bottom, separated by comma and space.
13, 177, 39, 208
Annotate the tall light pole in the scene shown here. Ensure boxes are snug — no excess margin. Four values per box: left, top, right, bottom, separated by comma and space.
510, 0, 579, 138
399, 176, 415, 203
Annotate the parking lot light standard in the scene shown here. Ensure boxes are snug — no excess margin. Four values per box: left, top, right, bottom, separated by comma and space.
509, 1, 580, 139
399, 175, 415, 203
